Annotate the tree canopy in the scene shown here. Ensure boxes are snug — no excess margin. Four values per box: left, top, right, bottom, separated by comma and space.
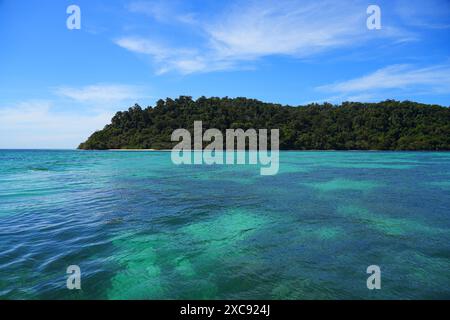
78, 96, 450, 151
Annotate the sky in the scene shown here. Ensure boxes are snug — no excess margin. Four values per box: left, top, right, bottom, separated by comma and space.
0, 0, 449, 149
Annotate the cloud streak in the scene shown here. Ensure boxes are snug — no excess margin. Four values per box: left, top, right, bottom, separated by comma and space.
394, 0, 450, 29
0, 100, 113, 149
0, 83, 152, 149
118, 0, 412, 74
127, 0, 200, 26
205, 0, 365, 59
317, 63, 450, 102
54, 84, 149, 105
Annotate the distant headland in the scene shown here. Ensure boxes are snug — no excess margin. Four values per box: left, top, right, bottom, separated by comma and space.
78, 96, 450, 151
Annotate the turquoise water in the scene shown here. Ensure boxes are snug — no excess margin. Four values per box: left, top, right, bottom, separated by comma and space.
0, 150, 449, 299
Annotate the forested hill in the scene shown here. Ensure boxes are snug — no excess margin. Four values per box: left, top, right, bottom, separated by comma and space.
78, 96, 450, 150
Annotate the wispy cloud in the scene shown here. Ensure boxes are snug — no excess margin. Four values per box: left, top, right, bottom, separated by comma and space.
394, 0, 450, 29
317, 63, 450, 102
127, 0, 198, 25
118, 0, 413, 74
114, 38, 208, 74
0, 100, 113, 149
54, 84, 149, 105
205, 0, 365, 59
115, 37, 234, 74
0, 83, 152, 148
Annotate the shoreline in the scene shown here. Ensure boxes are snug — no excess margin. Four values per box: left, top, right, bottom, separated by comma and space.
2, 149, 448, 152
98, 149, 450, 152
107, 149, 173, 152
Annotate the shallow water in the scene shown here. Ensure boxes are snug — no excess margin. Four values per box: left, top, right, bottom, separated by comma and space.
0, 150, 449, 299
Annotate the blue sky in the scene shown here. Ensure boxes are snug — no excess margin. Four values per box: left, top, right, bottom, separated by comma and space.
0, 0, 449, 148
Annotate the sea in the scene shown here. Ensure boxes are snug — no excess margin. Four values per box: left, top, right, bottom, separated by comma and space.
0, 150, 449, 299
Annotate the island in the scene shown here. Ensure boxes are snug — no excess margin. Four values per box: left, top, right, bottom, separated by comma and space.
78, 96, 450, 150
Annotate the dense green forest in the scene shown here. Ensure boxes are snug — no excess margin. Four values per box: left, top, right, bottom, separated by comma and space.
78, 96, 450, 150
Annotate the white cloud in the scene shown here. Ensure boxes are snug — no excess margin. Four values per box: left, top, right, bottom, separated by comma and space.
115, 37, 168, 57
206, 1, 365, 59
128, 0, 168, 21
115, 37, 233, 74
118, 0, 413, 74
127, 0, 198, 25
115, 37, 197, 64
54, 84, 149, 105
317, 63, 450, 102
0, 83, 152, 149
0, 101, 113, 149
394, 0, 450, 29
